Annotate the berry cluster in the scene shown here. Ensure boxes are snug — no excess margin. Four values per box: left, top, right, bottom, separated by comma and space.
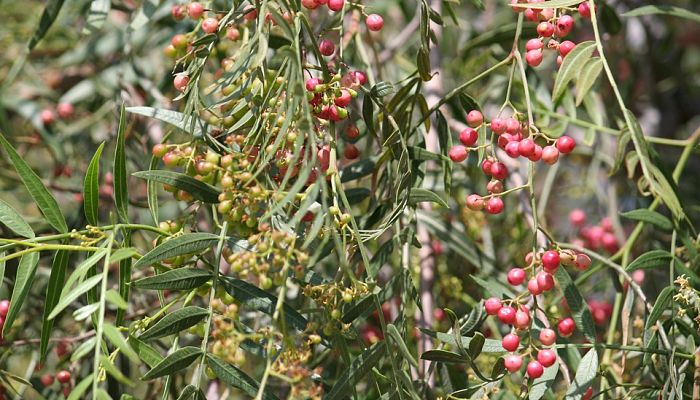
568, 209, 621, 253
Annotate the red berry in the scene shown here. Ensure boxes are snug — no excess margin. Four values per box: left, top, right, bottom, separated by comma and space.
484, 297, 502, 315
526, 49, 543, 67
173, 74, 190, 92
517, 139, 536, 157
536, 271, 555, 292
515, 309, 531, 329
542, 146, 559, 165
152, 144, 168, 158
575, 253, 592, 270
505, 118, 521, 134
466, 110, 484, 127
487, 180, 504, 194
366, 14, 384, 31
527, 360, 545, 378
319, 39, 335, 56
602, 232, 619, 253
490, 118, 506, 134
481, 159, 493, 176
490, 162, 508, 180
486, 197, 504, 215
502, 333, 520, 352
528, 145, 542, 162
57, 103, 75, 120
202, 17, 219, 34
305, 78, 321, 92
583, 387, 593, 400
56, 370, 71, 384
498, 306, 517, 324
578, 2, 591, 19
527, 278, 542, 295
539, 328, 556, 346
525, 8, 539, 22
556, 15, 574, 37
0, 301, 8, 319
40, 109, 56, 126
559, 40, 576, 57
505, 354, 523, 372
187, 2, 204, 19
171, 5, 186, 20
526, 38, 544, 51
448, 146, 468, 163
302, 0, 319, 9
459, 128, 478, 146
537, 21, 555, 37
40, 373, 54, 386
334, 89, 352, 107
558, 317, 575, 337
345, 125, 360, 140
344, 144, 359, 159
569, 209, 586, 226
505, 141, 520, 158
507, 268, 526, 286
542, 250, 560, 272
328, 0, 344, 11
466, 194, 485, 211
556, 135, 576, 153
243, 5, 258, 20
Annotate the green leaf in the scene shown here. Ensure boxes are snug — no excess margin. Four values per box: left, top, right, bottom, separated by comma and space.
644, 286, 673, 331
407, 146, 448, 162
83, 0, 110, 34
345, 188, 370, 205
468, 332, 485, 359
127, 336, 163, 368
83, 142, 104, 226
575, 58, 603, 106
0, 199, 34, 238
623, 5, 700, 23
146, 152, 160, 225
141, 347, 202, 380
206, 354, 279, 400
625, 250, 672, 272
133, 233, 220, 268
620, 209, 673, 231
67, 374, 94, 400
101, 354, 134, 386
132, 268, 212, 290
140, 306, 209, 340
105, 289, 128, 309
3, 252, 40, 335
114, 104, 129, 222
511, 0, 581, 9
132, 170, 221, 203
554, 268, 597, 343
326, 342, 386, 400
600, 4, 622, 34
103, 324, 140, 364
421, 329, 505, 353
471, 275, 515, 299
371, 82, 395, 98
386, 324, 418, 368
0, 133, 67, 233
530, 365, 559, 400
126, 107, 205, 137
420, 349, 469, 364
49, 274, 103, 320
552, 41, 597, 102
28, 0, 65, 49
565, 349, 598, 399
40, 249, 69, 361
175, 385, 200, 400
408, 188, 449, 208
220, 277, 308, 331
340, 159, 376, 183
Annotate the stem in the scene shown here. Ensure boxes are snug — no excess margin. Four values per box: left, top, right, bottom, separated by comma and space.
91, 233, 115, 399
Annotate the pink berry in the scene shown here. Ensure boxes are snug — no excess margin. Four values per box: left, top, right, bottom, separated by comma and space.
528, 145, 542, 162
40, 109, 56, 125
202, 17, 219, 34
558, 317, 575, 337
171, 5, 186, 20
524, 8, 539, 22
602, 232, 619, 253
366, 14, 384, 31
486, 197, 504, 215
459, 128, 478, 146
490, 162, 508, 180
487, 180, 504, 194
575, 253, 592, 270
556, 135, 576, 153
515, 309, 531, 329
481, 159, 493, 176
537, 21, 555, 37
541, 146, 559, 165
527, 360, 544, 378
484, 297, 503, 315
334, 90, 352, 107
490, 118, 506, 134
57, 103, 74, 120
319, 39, 335, 56
466, 194, 485, 211
305, 78, 321, 91
302, 0, 319, 9
505, 141, 521, 158
328, 0, 344, 11
507, 268, 526, 286
173, 74, 190, 91
502, 333, 520, 352
466, 110, 484, 127
517, 139, 536, 157
583, 387, 593, 400
505, 354, 523, 372
539, 8, 554, 21
541, 250, 560, 272
56, 370, 71, 384
556, 15, 574, 37
187, 2, 204, 19
536, 271, 555, 292
527, 278, 542, 295
526, 38, 544, 51
526, 49, 543, 67
0, 301, 9, 318
569, 209, 586, 226
578, 2, 591, 18
559, 40, 576, 57
505, 118, 521, 134
539, 328, 556, 346
498, 306, 517, 325
449, 146, 468, 163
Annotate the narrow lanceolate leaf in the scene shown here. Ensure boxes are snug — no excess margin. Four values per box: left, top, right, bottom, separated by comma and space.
623, 5, 700, 23
207, 354, 279, 400
565, 349, 598, 399
140, 306, 209, 340
575, 58, 603, 105
386, 324, 419, 368
83, 0, 110, 34
28, 0, 65, 49
126, 107, 205, 137
530, 365, 558, 400
220, 277, 308, 331
132, 171, 221, 203
132, 268, 212, 290
420, 349, 468, 364
67, 374, 94, 400
422, 330, 505, 353
625, 250, 672, 272
468, 332, 485, 359
83, 142, 104, 226
114, 104, 129, 222
127, 336, 163, 368
103, 324, 141, 364
511, 0, 581, 9
0, 199, 34, 238
40, 249, 69, 361
4, 252, 40, 335
621, 209, 673, 231
141, 347, 202, 380
133, 233, 220, 268
48, 274, 103, 319
0, 133, 67, 233
408, 188, 449, 208
326, 342, 386, 400
645, 286, 674, 331
555, 268, 597, 343
146, 153, 160, 225
552, 41, 596, 102
101, 354, 134, 386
